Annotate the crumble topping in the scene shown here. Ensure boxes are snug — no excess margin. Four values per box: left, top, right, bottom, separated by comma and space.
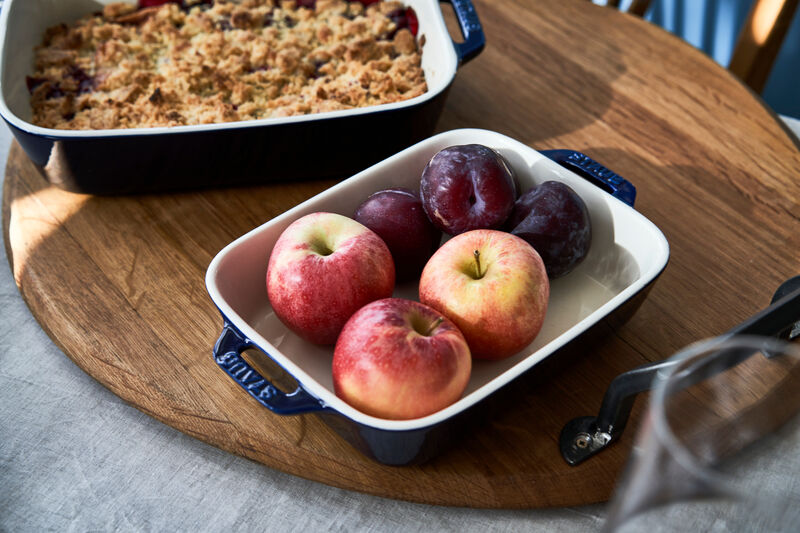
27, 0, 427, 130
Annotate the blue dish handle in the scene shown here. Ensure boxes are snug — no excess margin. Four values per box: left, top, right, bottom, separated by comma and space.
540, 149, 637, 207
213, 320, 326, 415
440, 0, 485, 65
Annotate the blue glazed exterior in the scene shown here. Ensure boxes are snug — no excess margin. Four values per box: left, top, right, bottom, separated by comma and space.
2, 95, 450, 194
213, 322, 326, 415
443, 0, 485, 64
541, 149, 637, 207
213, 317, 457, 465
211, 280, 664, 466
210, 153, 662, 466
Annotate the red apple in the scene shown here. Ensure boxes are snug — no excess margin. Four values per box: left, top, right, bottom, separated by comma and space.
266, 212, 395, 345
333, 298, 471, 420
419, 229, 549, 360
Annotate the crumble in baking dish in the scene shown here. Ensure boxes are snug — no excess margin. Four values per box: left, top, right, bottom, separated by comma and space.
27, 0, 427, 130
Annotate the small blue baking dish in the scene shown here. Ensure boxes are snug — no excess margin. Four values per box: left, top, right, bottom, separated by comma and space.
205, 128, 670, 465
0, 0, 483, 194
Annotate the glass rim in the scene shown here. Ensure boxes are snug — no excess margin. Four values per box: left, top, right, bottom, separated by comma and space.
649, 334, 800, 500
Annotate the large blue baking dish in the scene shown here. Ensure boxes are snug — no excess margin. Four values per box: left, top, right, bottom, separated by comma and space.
0, 0, 483, 194
205, 128, 670, 465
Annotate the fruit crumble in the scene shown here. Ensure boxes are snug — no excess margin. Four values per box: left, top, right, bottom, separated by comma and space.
27, 0, 427, 130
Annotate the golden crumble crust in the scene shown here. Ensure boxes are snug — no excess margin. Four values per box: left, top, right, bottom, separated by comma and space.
28, 0, 427, 130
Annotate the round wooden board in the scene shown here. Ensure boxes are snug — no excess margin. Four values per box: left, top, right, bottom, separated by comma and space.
4, 0, 800, 508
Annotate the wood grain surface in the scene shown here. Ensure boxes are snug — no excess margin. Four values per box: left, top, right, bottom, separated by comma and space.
4, 0, 800, 508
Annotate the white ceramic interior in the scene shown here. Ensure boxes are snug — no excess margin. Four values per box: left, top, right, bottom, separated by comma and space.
206, 128, 670, 431
0, 0, 457, 135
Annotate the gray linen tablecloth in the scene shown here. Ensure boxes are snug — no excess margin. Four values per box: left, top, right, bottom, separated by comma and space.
0, 125, 605, 532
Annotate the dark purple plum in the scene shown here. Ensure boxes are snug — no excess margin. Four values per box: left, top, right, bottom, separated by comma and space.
510, 181, 591, 278
354, 187, 441, 282
420, 144, 517, 236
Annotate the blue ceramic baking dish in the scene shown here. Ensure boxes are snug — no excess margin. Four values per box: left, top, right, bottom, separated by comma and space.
205, 129, 670, 465
0, 0, 483, 194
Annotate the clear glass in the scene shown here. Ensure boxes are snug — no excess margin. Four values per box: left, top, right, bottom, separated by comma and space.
605, 335, 800, 532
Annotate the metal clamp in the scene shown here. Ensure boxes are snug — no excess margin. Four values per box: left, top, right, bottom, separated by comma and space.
560, 276, 800, 465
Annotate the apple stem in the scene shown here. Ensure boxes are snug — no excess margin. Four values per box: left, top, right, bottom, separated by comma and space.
425, 317, 444, 336
473, 249, 484, 279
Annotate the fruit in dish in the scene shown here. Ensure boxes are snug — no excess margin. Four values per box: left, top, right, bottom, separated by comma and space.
507, 181, 592, 278
419, 229, 549, 360
420, 144, 517, 235
27, 0, 427, 130
332, 298, 471, 419
353, 187, 441, 282
260, 143, 592, 417
266, 212, 395, 345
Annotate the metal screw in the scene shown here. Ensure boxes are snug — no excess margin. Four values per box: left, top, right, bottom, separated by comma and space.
575, 433, 592, 449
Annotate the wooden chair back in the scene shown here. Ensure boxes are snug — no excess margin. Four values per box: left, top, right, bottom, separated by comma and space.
593, 0, 800, 93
